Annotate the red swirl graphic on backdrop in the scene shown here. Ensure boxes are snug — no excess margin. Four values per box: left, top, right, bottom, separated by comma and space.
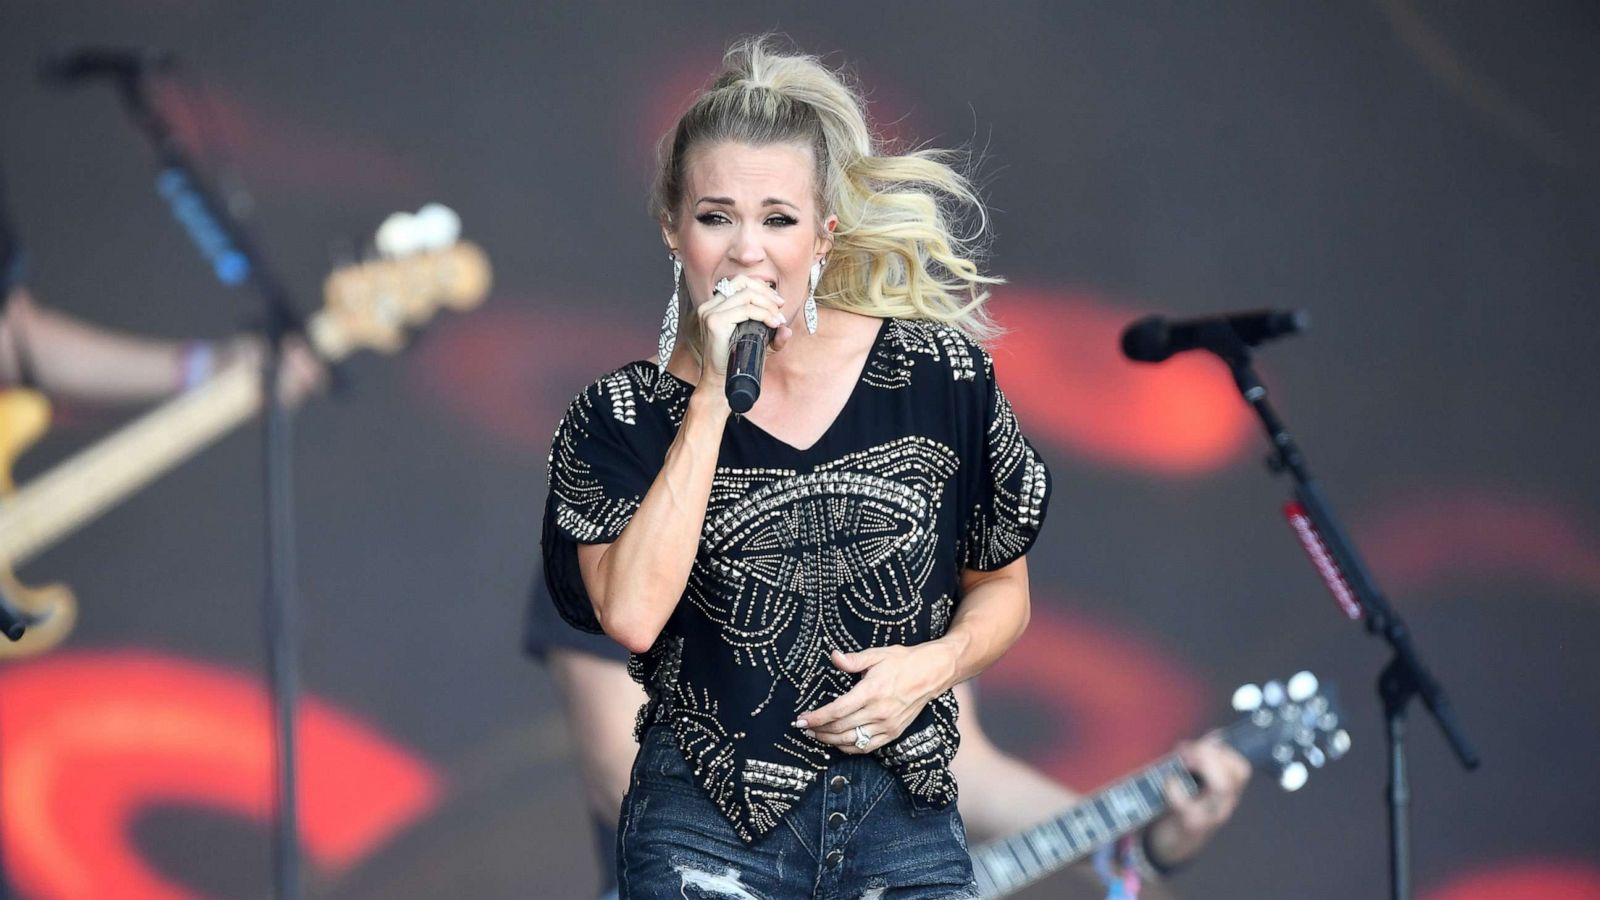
1421, 860, 1600, 900
979, 601, 1206, 787
413, 292, 1254, 479
409, 305, 639, 455
990, 288, 1254, 476
1362, 490, 1600, 599
0, 651, 440, 899
156, 83, 425, 196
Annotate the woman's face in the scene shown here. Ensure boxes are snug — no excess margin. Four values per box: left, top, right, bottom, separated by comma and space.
665, 141, 835, 313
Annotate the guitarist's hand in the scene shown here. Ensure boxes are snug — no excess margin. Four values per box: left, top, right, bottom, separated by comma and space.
793, 644, 957, 755
1148, 735, 1251, 870
217, 335, 327, 408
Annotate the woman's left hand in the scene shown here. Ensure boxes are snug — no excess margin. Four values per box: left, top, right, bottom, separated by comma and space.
793, 644, 957, 754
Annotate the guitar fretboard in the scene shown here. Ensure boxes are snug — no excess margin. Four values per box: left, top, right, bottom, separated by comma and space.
970, 755, 1199, 899
0, 364, 260, 566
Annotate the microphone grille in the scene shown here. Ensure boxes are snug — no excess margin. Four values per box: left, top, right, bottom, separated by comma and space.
1120, 315, 1171, 363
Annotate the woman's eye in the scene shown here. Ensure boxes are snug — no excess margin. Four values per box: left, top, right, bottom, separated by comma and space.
696, 212, 730, 226
765, 215, 798, 227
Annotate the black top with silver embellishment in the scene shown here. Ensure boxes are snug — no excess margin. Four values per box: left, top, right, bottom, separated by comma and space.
542, 317, 1051, 843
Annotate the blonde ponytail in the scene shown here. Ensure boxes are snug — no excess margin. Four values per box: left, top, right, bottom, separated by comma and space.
653, 36, 1002, 344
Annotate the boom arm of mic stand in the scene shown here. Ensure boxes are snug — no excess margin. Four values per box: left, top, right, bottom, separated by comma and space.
1223, 344, 1479, 771
1218, 339, 1477, 900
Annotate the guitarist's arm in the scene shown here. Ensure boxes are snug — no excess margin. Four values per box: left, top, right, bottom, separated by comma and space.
951, 680, 1250, 892
952, 679, 1083, 843
1, 285, 323, 404
1146, 733, 1251, 875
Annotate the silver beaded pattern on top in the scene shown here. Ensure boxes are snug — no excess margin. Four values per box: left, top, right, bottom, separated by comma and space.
549, 318, 1049, 843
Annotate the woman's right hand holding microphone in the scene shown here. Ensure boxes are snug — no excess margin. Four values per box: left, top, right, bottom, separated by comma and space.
692, 275, 791, 401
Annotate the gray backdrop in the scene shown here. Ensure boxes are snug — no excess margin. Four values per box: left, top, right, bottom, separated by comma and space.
3, 2, 1597, 898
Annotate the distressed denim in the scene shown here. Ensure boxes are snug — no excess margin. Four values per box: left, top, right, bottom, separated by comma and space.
618, 725, 979, 899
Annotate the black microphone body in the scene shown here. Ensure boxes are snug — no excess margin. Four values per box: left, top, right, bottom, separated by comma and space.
0, 589, 40, 642
726, 320, 773, 414
1121, 309, 1308, 363
38, 46, 176, 87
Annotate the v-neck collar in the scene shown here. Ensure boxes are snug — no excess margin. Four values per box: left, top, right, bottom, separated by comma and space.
664, 317, 890, 456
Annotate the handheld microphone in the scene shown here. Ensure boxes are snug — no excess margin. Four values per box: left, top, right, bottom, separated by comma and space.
1121, 309, 1308, 363
726, 320, 772, 414
37, 45, 176, 87
720, 277, 774, 413
717, 278, 774, 414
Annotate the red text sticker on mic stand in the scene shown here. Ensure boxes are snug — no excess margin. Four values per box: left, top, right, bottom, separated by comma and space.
1284, 501, 1364, 620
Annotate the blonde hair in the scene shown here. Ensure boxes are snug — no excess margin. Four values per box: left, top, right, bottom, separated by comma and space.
653, 36, 1003, 344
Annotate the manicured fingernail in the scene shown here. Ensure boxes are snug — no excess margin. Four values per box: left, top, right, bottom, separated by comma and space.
804, 729, 816, 739
792, 718, 807, 728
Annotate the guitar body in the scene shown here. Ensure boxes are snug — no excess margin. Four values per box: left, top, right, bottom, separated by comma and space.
0, 389, 78, 658
0, 388, 52, 489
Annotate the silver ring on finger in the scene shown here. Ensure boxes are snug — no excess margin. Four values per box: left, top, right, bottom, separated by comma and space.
853, 725, 872, 750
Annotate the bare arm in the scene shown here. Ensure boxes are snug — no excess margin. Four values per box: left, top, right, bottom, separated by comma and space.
798, 557, 1032, 751
576, 389, 729, 653
544, 651, 647, 828
955, 683, 1248, 899
0, 286, 324, 407
576, 276, 787, 653
0, 287, 185, 402
949, 680, 1079, 842
938, 560, 1033, 687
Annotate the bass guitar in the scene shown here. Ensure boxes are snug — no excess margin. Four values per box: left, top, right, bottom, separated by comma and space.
0, 213, 491, 655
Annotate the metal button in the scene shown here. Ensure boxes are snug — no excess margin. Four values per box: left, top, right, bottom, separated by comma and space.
829, 775, 849, 792
826, 849, 845, 866
828, 811, 848, 827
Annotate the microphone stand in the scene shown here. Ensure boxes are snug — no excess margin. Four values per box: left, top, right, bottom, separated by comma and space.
1200, 323, 1480, 900
99, 69, 307, 900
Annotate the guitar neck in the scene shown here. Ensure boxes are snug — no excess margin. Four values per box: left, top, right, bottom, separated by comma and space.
970, 755, 1199, 899
0, 311, 346, 568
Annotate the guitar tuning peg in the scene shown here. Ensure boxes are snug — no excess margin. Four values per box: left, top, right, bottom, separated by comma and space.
413, 203, 461, 250
376, 212, 423, 258
1279, 761, 1309, 792
1328, 729, 1352, 759
1272, 744, 1295, 766
1287, 671, 1319, 702
1263, 681, 1286, 707
1231, 683, 1263, 712
1304, 745, 1327, 769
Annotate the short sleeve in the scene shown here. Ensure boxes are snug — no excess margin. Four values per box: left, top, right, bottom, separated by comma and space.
959, 352, 1051, 571
541, 374, 657, 634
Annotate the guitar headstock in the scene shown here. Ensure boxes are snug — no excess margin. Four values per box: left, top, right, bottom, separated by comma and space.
313, 204, 492, 359
1223, 671, 1351, 792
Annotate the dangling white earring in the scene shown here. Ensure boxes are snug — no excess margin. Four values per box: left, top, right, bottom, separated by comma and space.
805, 259, 823, 334
659, 255, 682, 372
